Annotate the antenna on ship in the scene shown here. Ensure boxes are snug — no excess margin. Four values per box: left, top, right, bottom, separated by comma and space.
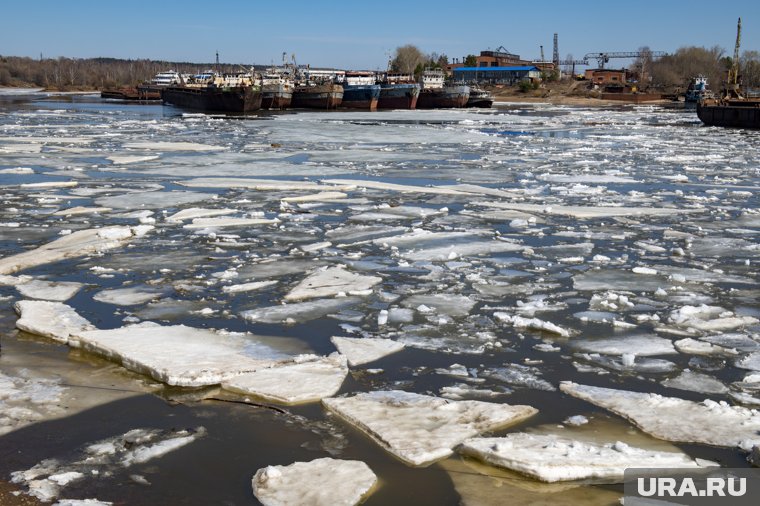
215, 51, 220, 74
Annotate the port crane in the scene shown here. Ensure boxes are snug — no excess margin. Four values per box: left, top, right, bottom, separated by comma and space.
583, 51, 668, 69
725, 17, 742, 98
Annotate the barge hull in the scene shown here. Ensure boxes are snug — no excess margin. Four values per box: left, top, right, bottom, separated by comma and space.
377, 84, 419, 110
697, 101, 760, 129
162, 86, 262, 112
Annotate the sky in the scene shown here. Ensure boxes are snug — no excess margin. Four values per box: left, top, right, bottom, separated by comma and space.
2, 0, 759, 69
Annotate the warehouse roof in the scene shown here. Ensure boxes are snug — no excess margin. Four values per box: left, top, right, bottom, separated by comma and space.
453, 66, 539, 72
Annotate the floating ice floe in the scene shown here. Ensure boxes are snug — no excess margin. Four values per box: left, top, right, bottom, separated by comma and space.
495, 313, 570, 337
72, 324, 293, 387
178, 177, 352, 191
20, 181, 78, 189
323, 390, 537, 466
183, 216, 280, 229
222, 280, 278, 294
482, 201, 703, 218
11, 427, 205, 502
330, 336, 405, 366
95, 190, 212, 210
560, 382, 760, 451
14, 300, 94, 345
668, 305, 759, 334
123, 141, 226, 151
673, 338, 738, 356
281, 191, 348, 202
13, 279, 84, 301
459, 433, 707, 483
92, 286, 168, 306
222, 354, 347, 404
106, 154, 160, 165
482, 364, 555, 391
570, 334, 676, 356
252, 458, 377, 506
0, 226, 151, 275
736, 352, 760, 372
401, 293, 476, 318
0, 369, 66, 435
240, 297, 362, 324
284, 266, 382, 301
164, 207, 237, 222
661, 369, 729, 395
322, 178, 469, 195
52, 206, 112, 216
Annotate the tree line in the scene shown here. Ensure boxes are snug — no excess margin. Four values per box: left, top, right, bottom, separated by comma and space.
0, 56, 252, 90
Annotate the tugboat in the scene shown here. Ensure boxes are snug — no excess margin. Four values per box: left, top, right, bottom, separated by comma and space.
696, 18, 760, 129
161, 71, 262, 113
340, 71, 381, 110
684, 76, 712, 103
260, 69, 294, 110
416, 69, 469, 109
377, 73, 420, 110
465, 86, 494, 108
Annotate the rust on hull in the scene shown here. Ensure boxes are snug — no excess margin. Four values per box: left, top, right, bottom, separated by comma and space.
291, 83, 343, 109
162, 86, 263, 112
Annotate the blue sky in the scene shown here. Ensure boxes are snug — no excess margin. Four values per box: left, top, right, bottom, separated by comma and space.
2, 0, 758, 69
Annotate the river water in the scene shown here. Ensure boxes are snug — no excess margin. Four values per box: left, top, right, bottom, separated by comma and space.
0, 92, 759, 505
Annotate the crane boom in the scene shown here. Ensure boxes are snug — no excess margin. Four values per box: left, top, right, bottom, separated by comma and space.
583, 51, 668, 69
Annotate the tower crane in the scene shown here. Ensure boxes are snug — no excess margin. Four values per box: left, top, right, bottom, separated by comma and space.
583, 51, 668, 69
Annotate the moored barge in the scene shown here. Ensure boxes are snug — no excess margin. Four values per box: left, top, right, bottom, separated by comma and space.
291, 82, 343, 109
416, 69, 469, 109
162, 72, 262, 113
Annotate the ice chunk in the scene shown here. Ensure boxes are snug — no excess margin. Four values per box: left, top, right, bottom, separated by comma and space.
0, 369, 66, 435
252, 458, 377, 506
322, 178, 469, 195
222, 354, 348, 404
14, 300, 94, 345
560, 382, 760, 450
284, 266, 382, 301
183, 217, 280, 229
736, 352, 760, 372
178, 178, 352, 191
74, 324, 292, 387
459, 433, 706, 483
330, 336, 405, 366
570, 335, 676, 356
123, 141, 226, 151
92, 286, 168, 306
15, 279, 83, 301
222, 280, 278, 294
0, 226, 150, 275
661, 370, 729, 395
240, 297, 362, 324
52, 206, 111, 216
323, 390, 537, 466
165, 207, 236, 222
669, 305, 758, 333
107, 154, 160, 164
673, 338, 738, 356
95, 191, 212, 210
401, 294, 475, 318
495, 313, 570, 337
483, 201, 702, 218
482, 364, 555, 391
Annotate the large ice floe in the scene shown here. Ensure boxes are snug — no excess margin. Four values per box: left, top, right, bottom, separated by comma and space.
252, 458, 377, 506
458, 433, 708, 483
15, 300, 94, 345
221, 354, 348, 404
0, 226, 151, 275
323, 390, 537, 466
283, 266, 382, 301
330, 336, 405, 366
560, 382, 760, 451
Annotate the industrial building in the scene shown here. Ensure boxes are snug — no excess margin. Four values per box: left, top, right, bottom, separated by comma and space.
452, 66, 541, 84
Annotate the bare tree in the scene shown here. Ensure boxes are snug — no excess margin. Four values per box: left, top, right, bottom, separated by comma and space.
391, 45, 425, 75
650, 46, 725, 91
741, 50, 760, 90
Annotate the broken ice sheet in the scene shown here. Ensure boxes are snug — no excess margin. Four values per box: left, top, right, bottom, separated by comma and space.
661, 369, 729, 395
0, 226, 151, 275
0, 369, 66, 436
240, 296, 362, 324
400, 293, 476, 318
73, 324, 299, 387
252, 458, 377, 506
10, 278, 84, 301
569, 334, 677, 356
330, 336, 404, 366
15, 300, 95, 345
92, 286, 169, 306
459, 433, 707, 483
560, 382, 760, 451
323, 390, 537, 466
481, 363, 555, 392
284, 266, 382, 301
221, 354, 348, 405
11, 427, 206, 502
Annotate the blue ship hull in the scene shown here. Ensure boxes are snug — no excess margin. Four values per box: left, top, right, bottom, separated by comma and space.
341, 84, 381, 110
